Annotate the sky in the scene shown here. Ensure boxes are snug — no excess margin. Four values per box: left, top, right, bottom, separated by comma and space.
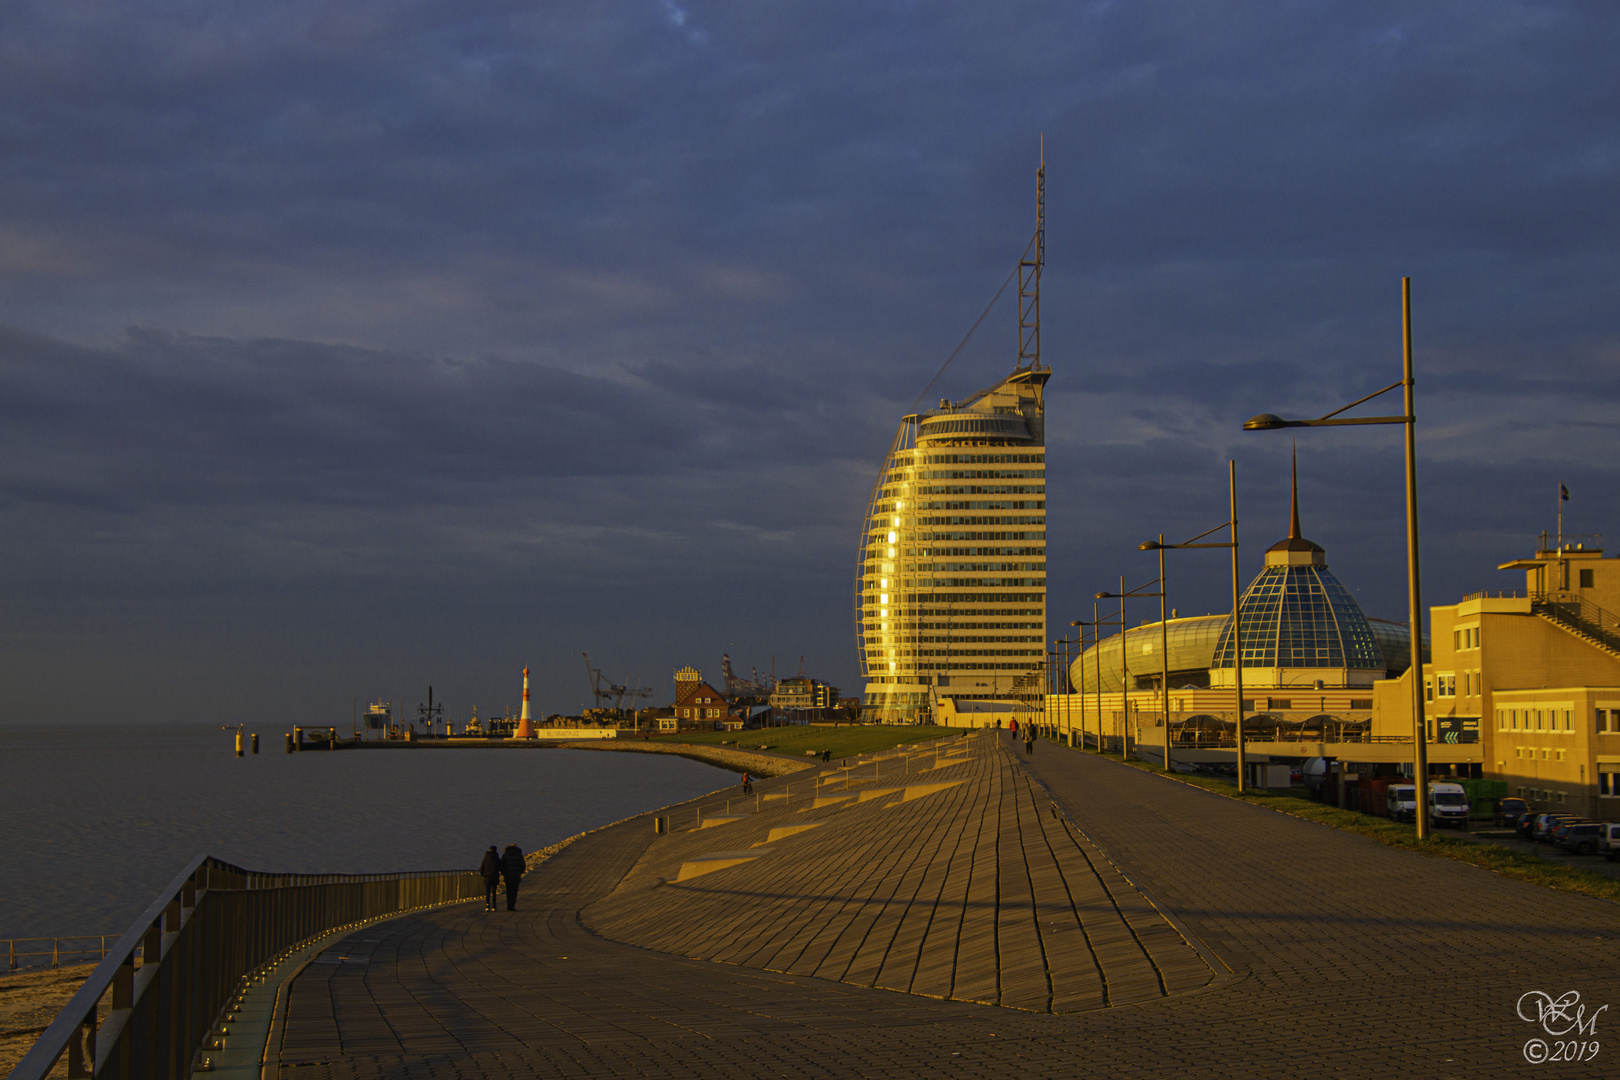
2, 1, 1618, 726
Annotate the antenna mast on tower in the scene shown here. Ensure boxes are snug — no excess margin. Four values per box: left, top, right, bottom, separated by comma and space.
1017, 136, 1045, 371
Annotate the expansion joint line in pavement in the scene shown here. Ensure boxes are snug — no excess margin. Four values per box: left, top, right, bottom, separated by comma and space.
1014, 749, 1238, 982
1013, 763, 1056, 1012
1019, 762, 1110, 1006
902, 766, 975, 997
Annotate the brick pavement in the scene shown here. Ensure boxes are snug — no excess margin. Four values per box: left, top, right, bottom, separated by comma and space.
270, 732, 1620, 1078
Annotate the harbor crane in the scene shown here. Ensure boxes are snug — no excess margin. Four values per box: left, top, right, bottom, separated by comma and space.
583, 653, 655, 715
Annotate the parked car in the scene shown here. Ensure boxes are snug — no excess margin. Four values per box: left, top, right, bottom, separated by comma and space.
1598, 823, 1620, 861
1553, 822, 1606, 855
1537, 815, 1590, 845
1495, 797, 1531, 828
1530, 813, 1582, 843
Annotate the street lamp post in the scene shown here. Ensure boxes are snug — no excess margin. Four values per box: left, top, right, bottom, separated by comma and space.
1054, 635, 1081, 744
1070, 604, 1121, 753
1096, 575, 1164, 762
1139, 462, 1246, 786
1242, 277, 1428, 837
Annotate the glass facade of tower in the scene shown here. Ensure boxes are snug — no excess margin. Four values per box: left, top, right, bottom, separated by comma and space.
856, 367, 1050, 723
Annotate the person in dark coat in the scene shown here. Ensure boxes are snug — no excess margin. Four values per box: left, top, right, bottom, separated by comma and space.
501, 843, 525, 910
478, 846, 502, 911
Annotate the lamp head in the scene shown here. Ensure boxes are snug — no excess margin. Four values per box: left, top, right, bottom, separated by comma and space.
1138, 540, 1163, 551
1094, 591, 1114, 599
1243, 413, 1289, 431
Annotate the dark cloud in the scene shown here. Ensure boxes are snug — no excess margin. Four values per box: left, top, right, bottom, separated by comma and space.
0, 1, 1617, 724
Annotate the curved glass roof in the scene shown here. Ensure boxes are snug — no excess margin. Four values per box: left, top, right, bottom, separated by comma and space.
1070, 615, 1228, 694
1209, 564, 1384, 672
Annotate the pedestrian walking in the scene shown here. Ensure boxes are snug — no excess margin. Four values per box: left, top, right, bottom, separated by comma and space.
501, 843, 525, 911
1010, 718, 1018, 740
741, 772, 753, 795
1025, 731, 1036, 755
478, 845, 502, 911
822, 749, 831, 762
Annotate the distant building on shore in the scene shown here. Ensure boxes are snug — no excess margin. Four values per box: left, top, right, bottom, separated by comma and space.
672, 666, 744, 730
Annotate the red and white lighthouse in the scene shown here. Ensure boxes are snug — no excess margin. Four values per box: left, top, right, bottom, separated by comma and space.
515, 666, 536, 739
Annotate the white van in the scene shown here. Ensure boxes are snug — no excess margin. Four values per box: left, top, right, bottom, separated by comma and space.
1428, 782, 1471, 828
1388, 782, 1470, 828
1387, 785, 1420, 823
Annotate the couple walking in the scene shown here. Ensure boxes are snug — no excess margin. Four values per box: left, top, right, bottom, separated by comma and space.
479, 843, 525, 911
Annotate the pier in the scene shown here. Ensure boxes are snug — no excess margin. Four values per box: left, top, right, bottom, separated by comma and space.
17, 732, 1620, 1078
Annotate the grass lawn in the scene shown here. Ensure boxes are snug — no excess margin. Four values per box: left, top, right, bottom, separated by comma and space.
1071, 742, 1620, 905
653, 724, 963, 759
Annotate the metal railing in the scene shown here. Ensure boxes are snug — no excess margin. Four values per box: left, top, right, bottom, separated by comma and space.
9, 855, 481, 1080
5, 937, 132, 973
1533, 590, 1620, 654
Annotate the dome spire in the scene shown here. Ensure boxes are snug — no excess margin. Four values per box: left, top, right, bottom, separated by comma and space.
1289, 441, 1301, 540
1266, 443, 1325, 566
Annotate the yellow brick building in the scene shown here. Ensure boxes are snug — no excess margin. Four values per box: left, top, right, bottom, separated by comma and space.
1416, 543, 1620, 819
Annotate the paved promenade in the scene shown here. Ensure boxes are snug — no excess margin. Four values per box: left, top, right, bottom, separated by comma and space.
270, 733, 1620, 1078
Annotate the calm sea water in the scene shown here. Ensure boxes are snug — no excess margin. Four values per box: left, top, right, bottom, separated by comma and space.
0, 725, 734, 941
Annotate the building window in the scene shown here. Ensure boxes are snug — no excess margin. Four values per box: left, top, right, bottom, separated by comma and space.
1425, 680, 1434, 702
1580, 568, 1594, 589
1601, 773, 1618, 797
1351, 698, 1372, 710
1436, 674, 1455, 698
1564, 710, 1573, 731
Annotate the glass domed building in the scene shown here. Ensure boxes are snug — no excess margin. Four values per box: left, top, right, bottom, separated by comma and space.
1070, 457, 1415, 694
1207, 464, 1386, 689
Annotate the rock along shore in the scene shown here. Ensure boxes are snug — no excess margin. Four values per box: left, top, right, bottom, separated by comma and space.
553, 740, 815, 777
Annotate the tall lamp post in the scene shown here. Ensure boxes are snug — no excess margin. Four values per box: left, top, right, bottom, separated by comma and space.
1070, 603, 1120, 752
1140, 462, 1246, 787
1054, 635, 1081, 743
1096, 575, 1164, 762
1242, 277, 1428, 837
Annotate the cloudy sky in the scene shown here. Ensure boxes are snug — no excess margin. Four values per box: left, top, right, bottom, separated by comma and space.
2, 1, 1617, 726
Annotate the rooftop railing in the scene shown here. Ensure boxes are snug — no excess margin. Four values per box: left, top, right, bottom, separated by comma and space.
10, 856, 480, 1080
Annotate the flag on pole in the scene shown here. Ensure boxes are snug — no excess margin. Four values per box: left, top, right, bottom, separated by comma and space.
1561, 484, 1570, 502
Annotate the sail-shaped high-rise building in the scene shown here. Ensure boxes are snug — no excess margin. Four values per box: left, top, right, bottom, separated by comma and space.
855, 154, 1050, 723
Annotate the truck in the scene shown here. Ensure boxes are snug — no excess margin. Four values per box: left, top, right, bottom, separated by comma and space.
1386, 782, 1470, 828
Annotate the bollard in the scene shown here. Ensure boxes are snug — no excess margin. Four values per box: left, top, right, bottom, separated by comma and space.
284, 733, 294, 754
293, 726, 303, 751
235, 732, 244, 757
327, 727, 336, 749
655, 816, 667, 835
251, 733, 259, 754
